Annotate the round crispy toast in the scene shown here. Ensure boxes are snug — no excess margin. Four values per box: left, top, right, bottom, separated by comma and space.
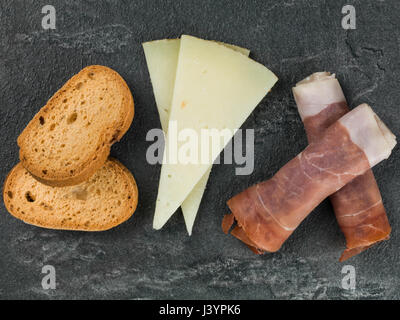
18, 65, 134, 186
3, 158, 138, 231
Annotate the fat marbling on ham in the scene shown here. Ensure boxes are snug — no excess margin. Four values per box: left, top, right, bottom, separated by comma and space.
293, 72, 393, 261
223, 103, 396, 254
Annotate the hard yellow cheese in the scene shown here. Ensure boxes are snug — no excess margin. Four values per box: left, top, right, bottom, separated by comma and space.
143, 38, 250, 235
153, 35, 278, 230
143, 39, 180, 131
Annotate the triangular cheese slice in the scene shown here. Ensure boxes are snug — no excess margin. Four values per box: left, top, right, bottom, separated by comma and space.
143, 38, 250, 235
143, 39, 180, 131
153, 35, 278, 230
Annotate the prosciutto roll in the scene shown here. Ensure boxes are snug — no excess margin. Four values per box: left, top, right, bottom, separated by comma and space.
223, 104, 396, 253
293, 72, 392, 261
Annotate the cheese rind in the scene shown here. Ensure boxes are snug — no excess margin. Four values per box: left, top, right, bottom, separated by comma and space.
144, 38, 250, 235
153, 35, 278, 230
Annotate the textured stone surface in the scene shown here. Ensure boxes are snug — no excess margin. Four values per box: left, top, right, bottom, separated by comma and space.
0, 0, 399, 299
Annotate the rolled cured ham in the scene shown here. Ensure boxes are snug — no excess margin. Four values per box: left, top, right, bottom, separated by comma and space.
223, 103, 396, 253
293, 72, 392, 261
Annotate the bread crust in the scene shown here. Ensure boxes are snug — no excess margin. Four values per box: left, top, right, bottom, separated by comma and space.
18, 65, 134, 187
3, 158, 138, 231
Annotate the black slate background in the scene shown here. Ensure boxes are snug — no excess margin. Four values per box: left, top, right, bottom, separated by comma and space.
0, 0, 399, 300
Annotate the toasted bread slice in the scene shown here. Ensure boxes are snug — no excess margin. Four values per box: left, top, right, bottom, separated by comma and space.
18, 65, 134, 186
3, 158, 138, 231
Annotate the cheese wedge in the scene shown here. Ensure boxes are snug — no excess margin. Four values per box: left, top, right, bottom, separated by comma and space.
143, 39, 180, 131
153, 35, 278, 230
143, 39, 250, 235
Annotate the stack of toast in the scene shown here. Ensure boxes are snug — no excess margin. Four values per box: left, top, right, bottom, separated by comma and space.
3, 65, 138, 231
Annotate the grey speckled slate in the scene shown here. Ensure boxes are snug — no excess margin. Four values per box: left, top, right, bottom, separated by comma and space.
0, 0, 399, 300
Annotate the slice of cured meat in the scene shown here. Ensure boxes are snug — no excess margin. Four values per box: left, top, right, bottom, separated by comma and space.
223, 103, 396, 253
293, 72, 392, 261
